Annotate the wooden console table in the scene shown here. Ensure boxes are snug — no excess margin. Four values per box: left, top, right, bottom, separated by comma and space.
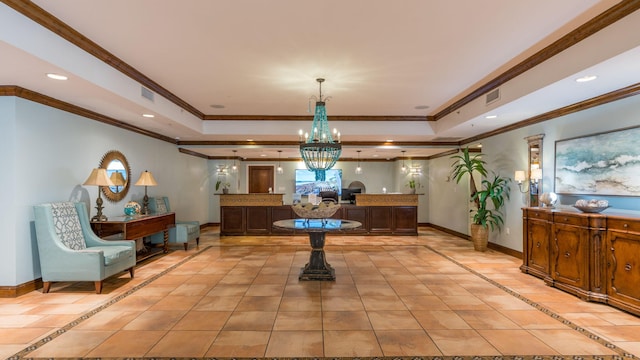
90, 212, 175, 261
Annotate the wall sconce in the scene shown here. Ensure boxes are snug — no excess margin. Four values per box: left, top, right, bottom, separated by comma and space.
514, 170, 528, 193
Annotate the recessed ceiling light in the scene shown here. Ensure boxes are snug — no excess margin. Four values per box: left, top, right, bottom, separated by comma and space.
210, 104, 225, 109
576, 75, 597, 83
414, 105, 430, 110
46, 73, 68, 80
386, 139, 394, 142
485, 115, 497, 119
260, 154, 266, 157
142, 114, 155, 118
246, 139, 254, 142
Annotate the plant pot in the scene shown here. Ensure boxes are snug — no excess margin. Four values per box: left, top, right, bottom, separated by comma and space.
470, 224, 488, 252
222, 188, 229, 194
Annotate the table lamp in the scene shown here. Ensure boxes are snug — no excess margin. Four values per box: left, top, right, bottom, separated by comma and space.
135, 170, 157, 214
83, 168, 115, 222
109, 171, 126, 192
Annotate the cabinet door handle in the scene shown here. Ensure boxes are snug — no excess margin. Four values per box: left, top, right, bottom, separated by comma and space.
564, 251, 571, 258
623, 223, 629, 228
536, 242, 541, 248
563, 217, 568, 222
625, 263, 632, 271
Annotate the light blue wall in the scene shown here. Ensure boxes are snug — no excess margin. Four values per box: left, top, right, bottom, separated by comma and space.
432, 94, 640, 252
2, 97, 210, 287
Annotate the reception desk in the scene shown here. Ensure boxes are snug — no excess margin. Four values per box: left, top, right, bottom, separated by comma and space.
219, 193, 418, 236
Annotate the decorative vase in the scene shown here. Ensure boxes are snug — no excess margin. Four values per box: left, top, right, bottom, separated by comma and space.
124, 201, 141, 215
470, 224, 488, 252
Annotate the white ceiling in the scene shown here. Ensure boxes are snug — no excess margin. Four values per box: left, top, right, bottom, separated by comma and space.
2, 0, 640, 160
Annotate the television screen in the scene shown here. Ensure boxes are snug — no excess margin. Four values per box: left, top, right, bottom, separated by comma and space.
295, 169, 342, 195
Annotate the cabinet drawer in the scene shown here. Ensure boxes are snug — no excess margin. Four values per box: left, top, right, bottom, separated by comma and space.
553, 213, 588, 227
526, 209, 551, 221
607, 218, 640, 233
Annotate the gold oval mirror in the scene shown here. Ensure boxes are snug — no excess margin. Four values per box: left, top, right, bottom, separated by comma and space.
99, 150, 131, 203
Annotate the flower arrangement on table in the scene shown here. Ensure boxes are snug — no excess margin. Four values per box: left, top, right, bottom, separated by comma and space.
292, 201, 341, 219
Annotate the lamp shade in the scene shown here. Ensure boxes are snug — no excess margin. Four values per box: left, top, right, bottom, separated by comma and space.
514, 170, 526, 182
83, 168, 115, 187
135, 170, 158, 186
110, 171, 126, 186
531, 168, 543, 181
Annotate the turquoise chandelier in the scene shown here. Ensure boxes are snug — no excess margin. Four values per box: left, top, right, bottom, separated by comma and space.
299, 78, 342, 181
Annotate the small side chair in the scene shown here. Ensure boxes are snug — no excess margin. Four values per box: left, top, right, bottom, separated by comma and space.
147, 196, 200, 250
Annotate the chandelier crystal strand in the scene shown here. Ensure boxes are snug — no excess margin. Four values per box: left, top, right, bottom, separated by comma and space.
299, 78, 342, 181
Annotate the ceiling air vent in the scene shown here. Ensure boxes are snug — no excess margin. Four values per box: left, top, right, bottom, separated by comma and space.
141, 86, 154, 102
485, 88, 500, 105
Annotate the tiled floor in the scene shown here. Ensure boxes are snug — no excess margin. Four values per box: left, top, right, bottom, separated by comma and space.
2, 227, 640, 359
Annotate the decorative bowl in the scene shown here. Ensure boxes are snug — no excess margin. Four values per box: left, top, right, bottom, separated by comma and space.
124, 201, 141, 215
573, 205, 609, 213
292, 203, 340, 219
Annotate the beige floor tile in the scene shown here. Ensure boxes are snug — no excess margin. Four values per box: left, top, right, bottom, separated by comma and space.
172, 311, 231, 330
401, 295, 450, 310
146, 330, 218, 357
361, 295, 408, 310
27, 330, 115, 358
192, 295, 243, 311
411, 310, 471, 330
279, 296, 321, 311
589, 325, 640, 342
391, 283, 434, 295
223, 311, 277, 331
205, 330, 270, 357
455, 310, 521, 329
478, 329, 559, 355
245, 284, 285, 297
0, 327, 52, 344
74, 310, 141, 330
265, 330, 324, 357
323, 330, 383, 357
528, 329, 619, 355
376, 329, 442, 356
367, 310, 422, 330
273, 311, 322, 330
85, 330, 165, 357
122, 310, 186, 331
427, 329, 500, 356
322, 295, 365, 311
439, 295, 493, 310
500, 309, 571, 329
206, 284, 250, 296
323, 310, 373, 330
235, 296, 282, 311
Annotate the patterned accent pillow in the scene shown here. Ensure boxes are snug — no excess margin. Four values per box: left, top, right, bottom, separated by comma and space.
155, 198, 168, 213
50, 202, 86, 250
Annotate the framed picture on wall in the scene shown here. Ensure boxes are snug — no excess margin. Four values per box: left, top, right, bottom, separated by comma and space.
554, 125, 640, 196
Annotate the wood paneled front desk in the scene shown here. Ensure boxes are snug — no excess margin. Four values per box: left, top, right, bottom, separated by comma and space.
521, 206, 640, 316
219, 193, 418, 236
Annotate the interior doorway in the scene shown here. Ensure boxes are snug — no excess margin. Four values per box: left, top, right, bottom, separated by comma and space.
248, 165, 274, 193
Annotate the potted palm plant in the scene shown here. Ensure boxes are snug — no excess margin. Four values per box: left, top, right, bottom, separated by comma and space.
450, 147, 510, 251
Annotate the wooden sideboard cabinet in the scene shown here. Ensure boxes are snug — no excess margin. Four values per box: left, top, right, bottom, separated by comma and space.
521, 207, 640, 315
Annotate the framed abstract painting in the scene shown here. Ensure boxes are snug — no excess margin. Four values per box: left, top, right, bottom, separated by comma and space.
555, 125, 640, 196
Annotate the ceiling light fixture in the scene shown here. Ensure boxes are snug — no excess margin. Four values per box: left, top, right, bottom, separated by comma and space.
298, 78, 341, 181
355, 150, 363, 175
142, 114, 155, 118
277, 150, 284, 175
46, 73, 68, 80
485, 115, 497, 119
231, 150, 238, 173
576, 75, 597, 83
400, 150, 407, 174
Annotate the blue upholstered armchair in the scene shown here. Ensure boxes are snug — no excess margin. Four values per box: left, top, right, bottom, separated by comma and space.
148, 197, 200, 250
33, 202, 136, 294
